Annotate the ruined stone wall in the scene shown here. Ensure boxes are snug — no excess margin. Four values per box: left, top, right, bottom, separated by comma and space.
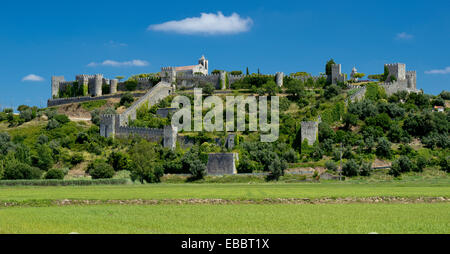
276, 72, 284, 87
301, 121, 319, 146
206, 153, 238, 175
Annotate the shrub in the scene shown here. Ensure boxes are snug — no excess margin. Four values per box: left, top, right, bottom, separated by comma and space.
46, 119, 60, 130
120, 93, 135, 107
415, 156, 427, 172
107, 151, 131, 171
376, 137, 392, 159
359, 161, 372, 176
70, 152, 84, 165
439, 156, 450, 173
33, 145, 54, 171
37, 135, 49, 145
266, 157, 287, 181
188, 159, 207, 181
125, 80, 138, 91
325, 160, 338, 171
390, 156, 416, 176
87, 161, 115, 179
324, 84, 341, 99
75, 132, 89, 144
3, 160, 42, 180
54, 114, 70, 124
342, 160, 359, 177
201, 82, 215, 95
237, 157, 260, 173
0, 179, 128, 186
45, 169, 65, 180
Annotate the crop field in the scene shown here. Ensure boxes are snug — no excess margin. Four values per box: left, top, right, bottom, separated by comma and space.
0, 180, 449, 234
0, 204, 448, 234
1, 180, 449, 202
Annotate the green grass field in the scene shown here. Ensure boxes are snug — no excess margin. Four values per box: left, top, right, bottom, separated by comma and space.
0, 203, 448, 234
1, 181, 449, 202
0, 180, 449, 234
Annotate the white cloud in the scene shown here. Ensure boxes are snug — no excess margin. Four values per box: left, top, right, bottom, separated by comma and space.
395, 32, 414, 40
87, 60, 149, 67
22, 74, 44, 82
148, 12, 253, 35
425, 67, 450, 74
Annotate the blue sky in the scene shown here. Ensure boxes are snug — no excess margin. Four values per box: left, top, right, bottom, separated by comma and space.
1, 0, 449, 108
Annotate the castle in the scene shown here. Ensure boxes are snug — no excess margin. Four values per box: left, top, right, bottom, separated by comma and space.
51, 74, 118, 98
48, 57, 419, 149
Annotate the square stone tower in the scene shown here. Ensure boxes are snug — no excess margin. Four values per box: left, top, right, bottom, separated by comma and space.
385, 63, 406, 82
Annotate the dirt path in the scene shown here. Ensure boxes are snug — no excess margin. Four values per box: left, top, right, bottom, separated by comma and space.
2, 197, 449, 207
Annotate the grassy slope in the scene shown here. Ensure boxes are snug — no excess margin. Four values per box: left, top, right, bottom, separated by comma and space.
0, 203, 448, 234
1, 180, 449, 202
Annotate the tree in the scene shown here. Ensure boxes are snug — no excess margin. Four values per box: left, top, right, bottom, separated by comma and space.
129, 140, 163, 183
376, 137, 392, 159
353, 73, 365, 79
34, 144, 54, 171
285, 79, 305, 100
87, 160, 115, 179
201, 82, 215, 96
389, 156, 416, 176
359, 161, 372, 176
324, 84, 341, 99
342, 160, 359, 177
262, 80, 279, 96
115, 76, 125, 82
266, 157, 287, 181
325, 160, 338, 171
343, 113, 358, 130
382, 65, 389, 82
246, 67, 249, 76
107, 151, 131, 171
325, 59, 336, 76
439, 156, 450, 173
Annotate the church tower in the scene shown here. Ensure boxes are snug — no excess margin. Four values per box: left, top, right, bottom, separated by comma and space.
198, 55, 208, 72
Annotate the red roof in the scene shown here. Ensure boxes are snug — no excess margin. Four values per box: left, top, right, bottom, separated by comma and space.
175, 65, 197, 71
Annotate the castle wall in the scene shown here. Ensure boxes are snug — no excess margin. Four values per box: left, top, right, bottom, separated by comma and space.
331, 64, 345, 84
379, 80, 418, 96
99, 81, 177, 149
51, 76, 65, 98
120, 82, 174, 125
301, 121, 319, 146
206, 153, 238, 175
385, 63, 406, 82
276, 72, 284, 87
110, 79, 118, 94
47, 91, 147, 107
156, 108, 178, 118
406, 71, 417, 89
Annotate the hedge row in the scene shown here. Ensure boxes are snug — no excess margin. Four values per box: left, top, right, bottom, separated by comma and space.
0, 178, 129, 186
